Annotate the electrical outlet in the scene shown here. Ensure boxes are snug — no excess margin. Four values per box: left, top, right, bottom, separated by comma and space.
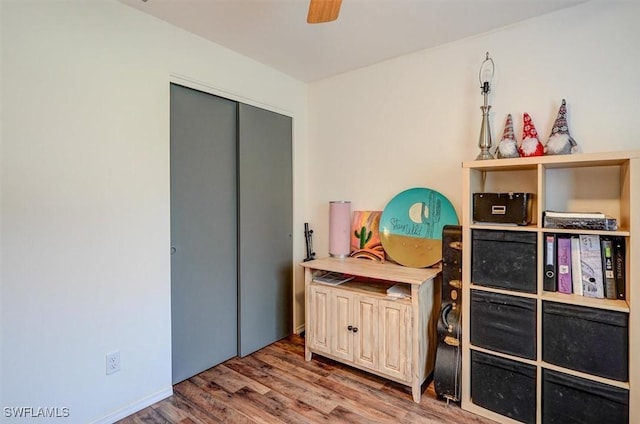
106, 351, 121, 375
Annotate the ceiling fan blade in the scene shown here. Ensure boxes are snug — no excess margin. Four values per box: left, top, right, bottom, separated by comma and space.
307, 0, 342, 24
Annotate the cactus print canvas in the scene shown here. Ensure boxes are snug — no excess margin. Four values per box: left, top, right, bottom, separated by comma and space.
350, 210, 385, 262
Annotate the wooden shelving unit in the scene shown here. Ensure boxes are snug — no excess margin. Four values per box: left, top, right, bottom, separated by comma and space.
461, 150, 639, 423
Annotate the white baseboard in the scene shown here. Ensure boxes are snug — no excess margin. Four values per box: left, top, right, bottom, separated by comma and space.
90, 386, 173, 424
295, 324, 305, 335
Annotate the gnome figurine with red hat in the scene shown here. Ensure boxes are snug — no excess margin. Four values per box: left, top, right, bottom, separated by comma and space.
519, 113, 544, 157
544, 99, 578, 155
496, 114, 519, 158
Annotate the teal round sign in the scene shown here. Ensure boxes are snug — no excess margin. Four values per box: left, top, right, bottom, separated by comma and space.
379, 187, 459, 267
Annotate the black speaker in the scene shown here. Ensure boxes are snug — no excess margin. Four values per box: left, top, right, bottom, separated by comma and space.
434, 225, 462, 402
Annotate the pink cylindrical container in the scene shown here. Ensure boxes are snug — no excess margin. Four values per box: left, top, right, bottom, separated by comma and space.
329, 201, 351, 258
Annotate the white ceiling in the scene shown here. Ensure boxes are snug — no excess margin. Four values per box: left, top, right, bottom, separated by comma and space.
119, 0, 586, 82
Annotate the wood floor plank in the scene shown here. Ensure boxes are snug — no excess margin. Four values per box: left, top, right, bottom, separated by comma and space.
120, 406, 171, 424
118, 335, 496, 424
269, 336, 306, 355
224, 355, 339, 415
262, 343, 336, 376
252, 349, 324, 384
198, 364, 271, 395
327, 405, 381, 424
170, 392, 228, 424
234, 354, 400, 424
172, 380, 253, 424
319, 372, 410, 417
262, 342, 387, 391
187, 375, 288, 424
151, 394, 213, 424
230, 386, 331, 424
315, 375, 405, 423
313, 354, 392, 391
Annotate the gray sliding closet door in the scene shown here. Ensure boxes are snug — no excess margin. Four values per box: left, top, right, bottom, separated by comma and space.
170, 84, 238, 384
238, 103, 293, 357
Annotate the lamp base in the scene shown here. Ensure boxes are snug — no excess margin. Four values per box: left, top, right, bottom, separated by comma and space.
476, 149, 495, 160
476, 102, 494, 160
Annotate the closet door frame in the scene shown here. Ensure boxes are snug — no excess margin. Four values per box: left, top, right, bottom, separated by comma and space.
169, 77, 294, 378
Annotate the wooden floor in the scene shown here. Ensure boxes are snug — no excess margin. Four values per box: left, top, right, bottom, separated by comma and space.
118, 334, 495, 424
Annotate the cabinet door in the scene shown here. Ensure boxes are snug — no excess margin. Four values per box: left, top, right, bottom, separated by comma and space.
332, 290, 355, 361
308, 285, 331, 355
353, 295, 378, 370
378, 299, 412, 381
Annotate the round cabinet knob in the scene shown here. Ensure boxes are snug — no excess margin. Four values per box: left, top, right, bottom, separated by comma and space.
451, 289, 458, 300
352, 327, 358, 333
347, 325, 353, 331
170, 247, 177, 255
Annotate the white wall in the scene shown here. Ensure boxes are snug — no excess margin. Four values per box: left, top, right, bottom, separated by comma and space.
0, 1, 307, 422
307, 1, 640, 259
0, 0, 4, 410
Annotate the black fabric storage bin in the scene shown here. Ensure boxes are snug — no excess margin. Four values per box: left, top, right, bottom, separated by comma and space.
472, 230, 537, 293
471, 290, 536, 359
543, 369, 628, 424
543, 301, 628, 381
471, 351, 536, 424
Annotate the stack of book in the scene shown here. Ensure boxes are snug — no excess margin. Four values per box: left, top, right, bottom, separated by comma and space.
543, 210, 618, 231
543, 233, 625, 300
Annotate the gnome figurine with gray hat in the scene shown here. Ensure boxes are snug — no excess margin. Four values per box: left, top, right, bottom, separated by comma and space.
544, 99, 578, 155
496, 113, 519, 158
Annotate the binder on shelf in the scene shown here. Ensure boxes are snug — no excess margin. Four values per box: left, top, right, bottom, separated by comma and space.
600, 238, 617, 299
579, 234, 604, 299
613, 237, 626, 300
571, 237, 583, 296
557, 236, 573, 294
544, 234, 557, 292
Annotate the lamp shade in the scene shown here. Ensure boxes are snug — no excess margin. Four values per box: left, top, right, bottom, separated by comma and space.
329, 201, 351, 258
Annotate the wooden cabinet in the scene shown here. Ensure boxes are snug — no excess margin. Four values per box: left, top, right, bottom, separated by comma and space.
460, 150, 640, 423
301, 257, 440, 402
